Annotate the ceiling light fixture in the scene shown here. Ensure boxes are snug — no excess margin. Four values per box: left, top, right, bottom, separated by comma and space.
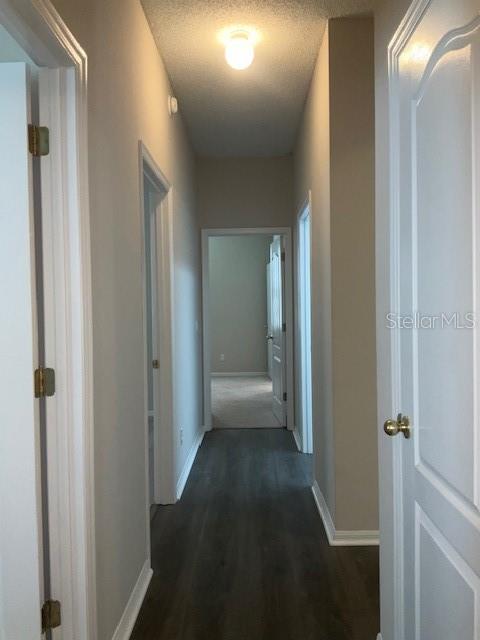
225, 31, 255, 70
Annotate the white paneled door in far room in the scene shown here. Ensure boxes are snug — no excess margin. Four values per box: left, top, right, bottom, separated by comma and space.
269, 235, 286, 426
0, 62, 44, 639
266, 262, 273, 380
385, 1, 480, 638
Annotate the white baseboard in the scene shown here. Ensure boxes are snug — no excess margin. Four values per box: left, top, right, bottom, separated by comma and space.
334, 529, 380, 545
111, 559, 152, 640
311, 481, 379, 546
176, 429, 205, 500
312, 481, 336, 543
292, 427, 302, 452
211, 371, 268, 377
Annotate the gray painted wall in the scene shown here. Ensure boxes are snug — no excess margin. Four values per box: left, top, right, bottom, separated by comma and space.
294, 17, 378, 532
209, 235, 271, 374
197, 156, 293, 229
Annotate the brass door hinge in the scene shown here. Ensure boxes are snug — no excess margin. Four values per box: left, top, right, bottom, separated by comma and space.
281, 251, 286, 262
42, 599, 61, 632
283, 392, 287, 402
28, 124, 49, 157
34, 367, 55, 398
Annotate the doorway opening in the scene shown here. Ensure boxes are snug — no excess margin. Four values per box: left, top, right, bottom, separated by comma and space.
202, 228, 294, 431
139, 143, 176, 508
297, 199, 313, 454
143, 169, 166, 507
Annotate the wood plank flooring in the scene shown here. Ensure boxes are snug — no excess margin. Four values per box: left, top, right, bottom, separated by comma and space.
131, 429, 379, 640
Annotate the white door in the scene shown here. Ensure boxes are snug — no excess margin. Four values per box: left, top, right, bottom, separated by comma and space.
0, 63, 43, 638
144, 179, 159, 506
270, 236, 285, 425
144, 176, 167, 506
386, 2, 480, 637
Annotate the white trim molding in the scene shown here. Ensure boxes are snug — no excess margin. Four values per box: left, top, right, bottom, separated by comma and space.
334, 530, 380, 547
295, 191, 314, 455
312, 481, 379, 547
292, 427, 302, 452
110, 560, 153, 640
176, 429, 205, 500
312, 481, 336, 542
212, 371, 268, 377
139, 141, 177, 511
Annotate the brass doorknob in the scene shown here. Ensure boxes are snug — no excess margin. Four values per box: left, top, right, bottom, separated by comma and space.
266, 335, 274, 341
384, 414, 411, 439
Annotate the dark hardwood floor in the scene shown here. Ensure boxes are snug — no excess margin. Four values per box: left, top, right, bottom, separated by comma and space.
131, 429, 379, 640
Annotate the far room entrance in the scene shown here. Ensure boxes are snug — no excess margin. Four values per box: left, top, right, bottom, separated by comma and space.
202, 228, 294, 431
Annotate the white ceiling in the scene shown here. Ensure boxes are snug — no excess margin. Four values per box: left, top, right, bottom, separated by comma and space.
141, 0, 374, 157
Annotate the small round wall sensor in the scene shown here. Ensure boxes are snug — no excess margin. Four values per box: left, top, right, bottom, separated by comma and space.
168, 95, 178, 115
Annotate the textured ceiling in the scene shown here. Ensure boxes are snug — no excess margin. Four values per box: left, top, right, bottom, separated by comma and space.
141, 0, 374, 156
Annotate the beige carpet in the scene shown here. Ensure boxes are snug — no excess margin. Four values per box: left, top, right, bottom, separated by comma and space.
212, 375, 282, 429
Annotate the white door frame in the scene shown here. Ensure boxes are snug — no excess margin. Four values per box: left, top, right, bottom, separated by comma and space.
139, 142, 177, 507
201, 227, 294, 431
296, 193, 313, 454
0, 1, 96, 638
266, 262, 273, 379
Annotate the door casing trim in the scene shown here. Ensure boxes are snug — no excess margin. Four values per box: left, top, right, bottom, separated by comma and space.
295, 191, 314, 454
138, 141, 177, 507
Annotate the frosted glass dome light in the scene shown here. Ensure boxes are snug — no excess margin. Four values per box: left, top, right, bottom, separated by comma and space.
225, 32, 254, 70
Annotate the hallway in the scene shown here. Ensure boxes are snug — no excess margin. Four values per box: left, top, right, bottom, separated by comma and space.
4, 0, 480, 636
131, 430, 379, 640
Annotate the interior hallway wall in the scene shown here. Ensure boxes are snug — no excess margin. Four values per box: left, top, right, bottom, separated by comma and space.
329, 17, 377, 532
209, 235, 271, 374
294, 17, 378, 533
294, 24, 335, 518
50, 0, 202, 637
197, 156, 293, 229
